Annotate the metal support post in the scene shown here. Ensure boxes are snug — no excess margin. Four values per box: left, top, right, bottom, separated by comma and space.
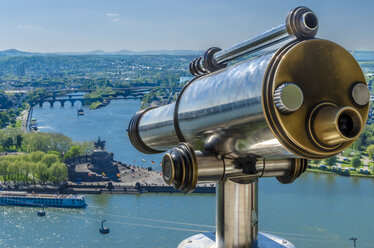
216, 179, 258, 248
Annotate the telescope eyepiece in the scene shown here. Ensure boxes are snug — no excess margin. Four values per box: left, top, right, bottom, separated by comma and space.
310, 104, 362, 148
338, 114, 354, 137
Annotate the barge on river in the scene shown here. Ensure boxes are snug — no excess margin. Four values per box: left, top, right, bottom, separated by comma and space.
0, 191, 86, 208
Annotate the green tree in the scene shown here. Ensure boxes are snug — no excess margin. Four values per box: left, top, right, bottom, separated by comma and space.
48, 162, 68, 183
47, 150, 61, 158
64, 146, 82, 160
0, 111, 10, 128
35, 162, 49, 183
15, 134, 23, 148
366, 144, 374, 161
325, 156, 337, 166
0, 159, 9, 182
3, 137, 13, 149
24, 133, 50, 152
351, 156, 362, 168
41, 154, 60, 167
19, 162, 31, 183
353, 129, 370, 151
7, 161, 20, 181
29, 162, 38, 183
75, 141, 95, 155
30, 151, 45, 163
48, 133, 72, 154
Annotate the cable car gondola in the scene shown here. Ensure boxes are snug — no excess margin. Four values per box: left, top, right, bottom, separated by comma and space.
99, 220, 109, 234
37, 205, 46, 217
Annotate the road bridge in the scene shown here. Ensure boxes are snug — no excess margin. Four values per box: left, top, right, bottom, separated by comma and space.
35, 95, 143, 108
47, 87, 152, 95
33, 87, 149, 107
37, 97, 101, 108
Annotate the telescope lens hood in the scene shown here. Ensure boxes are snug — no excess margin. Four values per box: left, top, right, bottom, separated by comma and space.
128, 107, 164, 154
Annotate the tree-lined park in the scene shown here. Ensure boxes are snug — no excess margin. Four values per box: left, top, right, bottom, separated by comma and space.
0, 129, 94, 183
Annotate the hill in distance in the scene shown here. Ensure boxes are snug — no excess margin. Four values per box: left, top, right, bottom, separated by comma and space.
1, 49, 373, 61
0, 49, 204, 57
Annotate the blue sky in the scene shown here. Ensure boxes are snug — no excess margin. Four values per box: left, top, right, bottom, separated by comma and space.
0, 0, 372, 52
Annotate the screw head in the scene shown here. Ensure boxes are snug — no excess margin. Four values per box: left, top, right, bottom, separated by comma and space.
352, 82, 370, 106
274, 83, 304, 114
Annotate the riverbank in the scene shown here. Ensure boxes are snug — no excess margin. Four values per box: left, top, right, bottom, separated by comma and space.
23, 105, 32, 132
89, 100, 110, 110
0, 181, 215, 195
306, 166, 374, 178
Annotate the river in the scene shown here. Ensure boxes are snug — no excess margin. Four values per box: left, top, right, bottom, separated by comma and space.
0, 99, 373, 248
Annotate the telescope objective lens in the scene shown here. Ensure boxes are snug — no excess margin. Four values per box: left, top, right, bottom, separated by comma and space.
303, 12, 318, 30
163, 160, 172, 180
162, 153, 175, 185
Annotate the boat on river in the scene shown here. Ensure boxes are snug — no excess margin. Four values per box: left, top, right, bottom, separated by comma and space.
0, 191, 86, 208
77, 108, 84, 116
29, 117, 38, 131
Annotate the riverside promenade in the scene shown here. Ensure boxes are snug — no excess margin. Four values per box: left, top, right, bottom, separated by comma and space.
0, 165, 215, 195
67, 163, 215, 194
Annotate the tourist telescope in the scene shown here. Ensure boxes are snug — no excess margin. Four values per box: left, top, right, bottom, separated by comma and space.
128, 6, 369, 248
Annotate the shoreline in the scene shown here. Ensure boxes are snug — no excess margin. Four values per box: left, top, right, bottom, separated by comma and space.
306, 168, 374, 178
20, 104, 32, 133
0, 181, 215, 195
3, 168, 374, 196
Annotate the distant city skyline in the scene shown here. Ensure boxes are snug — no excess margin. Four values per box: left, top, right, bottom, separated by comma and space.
0, 0, 373, 53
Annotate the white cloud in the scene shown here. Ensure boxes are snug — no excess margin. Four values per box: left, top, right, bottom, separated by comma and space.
106, 13, 120, 22
107, 13, 119, 17
18, 25, 42, 31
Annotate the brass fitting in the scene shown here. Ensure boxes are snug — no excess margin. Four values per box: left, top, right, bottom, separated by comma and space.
310, 104, 362, 148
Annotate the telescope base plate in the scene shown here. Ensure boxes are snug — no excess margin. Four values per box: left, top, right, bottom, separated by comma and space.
178, 232, 295, 248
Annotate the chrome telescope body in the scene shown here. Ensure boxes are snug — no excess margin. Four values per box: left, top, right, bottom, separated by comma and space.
128, 6, 369, 187
128, 7, 369, 247
129, 41, 368, 160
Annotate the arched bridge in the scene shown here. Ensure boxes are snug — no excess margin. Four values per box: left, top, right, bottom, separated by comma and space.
35, 95, 143, 108
37, 97, 102, 108
33, 87, 150, 107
